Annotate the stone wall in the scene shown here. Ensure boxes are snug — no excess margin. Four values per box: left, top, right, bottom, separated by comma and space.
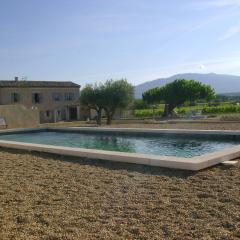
0, 104, 39, 129
0, 87, 80, 123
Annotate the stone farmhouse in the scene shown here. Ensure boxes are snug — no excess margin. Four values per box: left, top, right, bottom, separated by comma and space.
0, 77, 81, 127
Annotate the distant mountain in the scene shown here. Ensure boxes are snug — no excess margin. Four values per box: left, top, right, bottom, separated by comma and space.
134, 73, 240, 99
218, 92, 240, 97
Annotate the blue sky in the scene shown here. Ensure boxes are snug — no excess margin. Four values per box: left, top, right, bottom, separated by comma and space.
1, 0, 240, 86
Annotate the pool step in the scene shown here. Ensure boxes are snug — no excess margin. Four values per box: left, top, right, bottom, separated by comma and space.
221, 160, 239, 166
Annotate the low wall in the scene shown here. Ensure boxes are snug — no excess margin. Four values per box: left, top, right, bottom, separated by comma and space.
0, 104, 39, 128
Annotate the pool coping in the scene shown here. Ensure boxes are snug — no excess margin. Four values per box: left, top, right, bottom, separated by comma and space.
0, 126, 239, 171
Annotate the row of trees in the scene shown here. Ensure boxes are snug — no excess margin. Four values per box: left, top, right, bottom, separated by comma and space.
80, 78, 215, 124
80, 79, 134, 125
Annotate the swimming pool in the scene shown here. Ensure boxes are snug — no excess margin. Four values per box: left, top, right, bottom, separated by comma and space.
0, 129, 239, 158
0, 127, 239, 170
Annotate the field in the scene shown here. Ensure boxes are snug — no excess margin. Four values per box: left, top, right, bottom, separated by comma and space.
0, 122, 240, 239
133, 102, 240, 118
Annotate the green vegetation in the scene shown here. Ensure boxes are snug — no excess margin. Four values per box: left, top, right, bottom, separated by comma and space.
134, 108, 164, 118
132, 99, 150, 109
80, 79, 134, 125
80, 84, 105, 125
202, 104, 240, 114
133, 103, 240, 118
102, 79, 134, 125
81, 78, 240, 121
143, 79, 215, 116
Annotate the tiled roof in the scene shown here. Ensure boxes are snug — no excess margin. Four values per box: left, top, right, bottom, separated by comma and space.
0, 80, 80, 88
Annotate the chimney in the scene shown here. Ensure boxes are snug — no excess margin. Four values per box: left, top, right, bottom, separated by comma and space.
14, 77, 19, 81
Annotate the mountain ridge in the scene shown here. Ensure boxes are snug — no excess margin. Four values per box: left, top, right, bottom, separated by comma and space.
134, 73, 240, 98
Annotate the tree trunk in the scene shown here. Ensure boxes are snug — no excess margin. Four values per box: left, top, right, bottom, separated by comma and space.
163, 104, 169, 117
96, 109, 102, 125
106, 111, 112, 125
168, 104, 175, 116
163, 103, 175, 117
152, 106, 155, 120
106, 116, 111, 125
106, 110, 114, 125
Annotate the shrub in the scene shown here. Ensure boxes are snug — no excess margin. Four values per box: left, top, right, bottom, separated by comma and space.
202, 104, 240, 114
134, 109, 164, 118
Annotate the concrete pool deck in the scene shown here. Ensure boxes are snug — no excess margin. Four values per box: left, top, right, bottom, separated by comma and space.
0, 126, 240, 171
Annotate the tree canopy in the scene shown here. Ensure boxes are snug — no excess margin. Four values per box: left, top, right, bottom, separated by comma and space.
80, 83, 105, 125
142, 79, 215, 116
80, 79, 134, 125
101, 79, 134, 124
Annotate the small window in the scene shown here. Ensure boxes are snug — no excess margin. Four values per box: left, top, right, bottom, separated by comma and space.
65, 92, 74, 101
11, 93, 19, 103
32, 93, 42, 103
52, 93, 61, 101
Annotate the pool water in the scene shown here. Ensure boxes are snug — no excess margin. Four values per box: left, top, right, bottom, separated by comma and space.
0, 131, 239, 158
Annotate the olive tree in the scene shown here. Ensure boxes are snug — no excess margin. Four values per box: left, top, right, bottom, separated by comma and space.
80, 84, 105, 125
143, 79, 215, 116
80, 79, 134, 125
102, 79, 134, 125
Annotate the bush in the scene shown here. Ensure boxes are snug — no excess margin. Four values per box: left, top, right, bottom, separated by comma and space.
134, 108, 164, 118
132, 99, 150, 109
133, 103, 240, 118
175, 108, 187, 114
175, 105, 204, 114
202, 104, 240, 114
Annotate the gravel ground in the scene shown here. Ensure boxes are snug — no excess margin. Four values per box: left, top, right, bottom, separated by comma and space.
0, 150, 239, 240
0, 123, 240, 239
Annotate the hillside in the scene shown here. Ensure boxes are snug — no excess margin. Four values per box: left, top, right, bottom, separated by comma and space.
134, 73, 240, 98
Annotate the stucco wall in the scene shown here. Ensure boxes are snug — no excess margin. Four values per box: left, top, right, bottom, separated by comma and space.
0, 104, 39, 128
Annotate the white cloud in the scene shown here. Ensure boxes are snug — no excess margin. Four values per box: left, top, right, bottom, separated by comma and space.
219, 23, 240, 40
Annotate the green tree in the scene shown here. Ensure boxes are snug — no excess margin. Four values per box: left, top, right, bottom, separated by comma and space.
80, 84, 105, 125
143, 79, 215, 116
102, 79, 134, 125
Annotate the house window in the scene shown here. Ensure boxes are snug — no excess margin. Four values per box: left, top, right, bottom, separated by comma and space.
52, 93, 61, 101
65, 92, 74, 101
32, 93, 42, 103
11, 93, 19, 103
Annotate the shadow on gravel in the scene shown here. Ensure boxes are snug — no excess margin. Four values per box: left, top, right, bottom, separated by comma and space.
0, 147, 197, 179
